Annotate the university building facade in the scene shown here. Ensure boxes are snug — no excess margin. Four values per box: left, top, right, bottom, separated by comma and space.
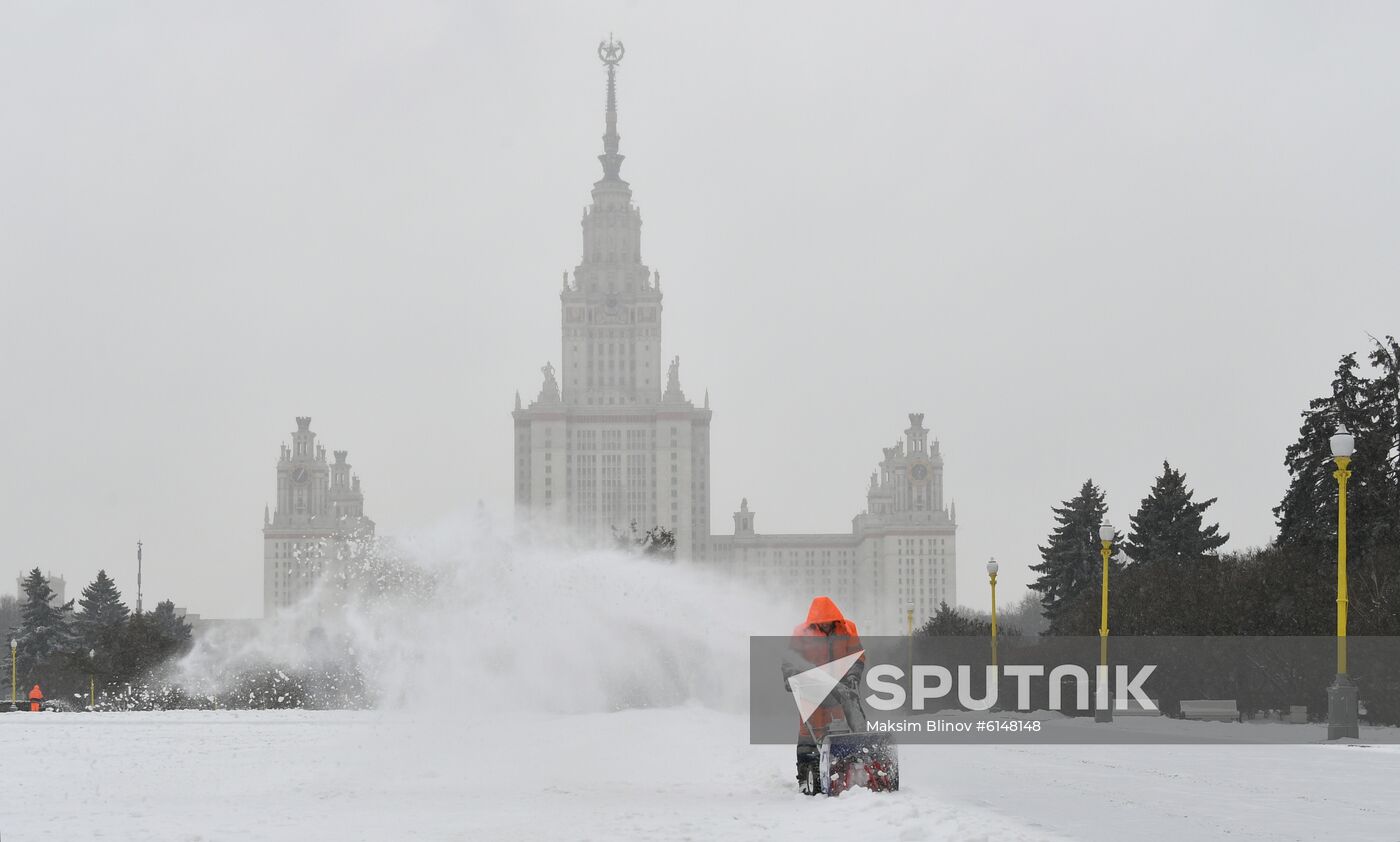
261, 417, 374, 616
512, 38, 712, 560
513, 40, 957, 634
710, 414, 957, 635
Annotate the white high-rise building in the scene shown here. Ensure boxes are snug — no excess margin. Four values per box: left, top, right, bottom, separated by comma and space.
513, 38, 712, 558
514, 40, 957, 632
261, 417, 374, 616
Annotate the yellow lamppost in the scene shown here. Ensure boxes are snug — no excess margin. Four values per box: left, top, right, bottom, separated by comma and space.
8, 638, 16, 706
1095, 520, 1115, 723
88, 648, 97, 710
906, 599, 915, 707
986, 558, 1000, 667
1328, 425, 1359, 739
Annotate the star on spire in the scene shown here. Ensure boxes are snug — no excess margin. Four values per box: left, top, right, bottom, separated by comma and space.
596, 34, 626, 181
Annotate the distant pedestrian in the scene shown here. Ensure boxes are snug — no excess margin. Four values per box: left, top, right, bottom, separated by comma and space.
28, 684, 42, 712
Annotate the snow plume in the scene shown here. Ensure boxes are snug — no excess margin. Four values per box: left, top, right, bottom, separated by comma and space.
173, 511, 801, 715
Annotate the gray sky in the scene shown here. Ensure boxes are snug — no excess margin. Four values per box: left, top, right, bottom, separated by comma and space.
3, 2, 1398, 618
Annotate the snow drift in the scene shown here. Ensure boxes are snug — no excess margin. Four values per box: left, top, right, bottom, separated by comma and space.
174, 510, 802, 715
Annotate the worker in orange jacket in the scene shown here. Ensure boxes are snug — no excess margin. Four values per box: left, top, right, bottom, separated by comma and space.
28, 684, 43, 712
783, 596, 867, 794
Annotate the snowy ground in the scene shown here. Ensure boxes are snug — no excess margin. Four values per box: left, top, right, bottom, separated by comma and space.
3, 708, 1399, 842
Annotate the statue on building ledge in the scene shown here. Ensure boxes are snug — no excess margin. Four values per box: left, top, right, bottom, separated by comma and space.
538, 362, 561, 404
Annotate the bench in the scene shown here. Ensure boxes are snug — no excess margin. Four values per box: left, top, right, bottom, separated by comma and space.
1285, 705, 1307, 724
1117, 697, 1161, 716
1179, 699, 1239, 722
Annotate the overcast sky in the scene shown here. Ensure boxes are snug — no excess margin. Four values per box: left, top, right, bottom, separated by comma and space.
2, 2, 1398, 618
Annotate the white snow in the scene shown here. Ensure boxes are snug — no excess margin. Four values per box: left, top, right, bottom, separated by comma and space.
6, 532, 1397, 840
3, 707, 1399, 841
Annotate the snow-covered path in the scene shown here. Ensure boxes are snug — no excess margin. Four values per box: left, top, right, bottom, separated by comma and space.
2, 709, 1397, 841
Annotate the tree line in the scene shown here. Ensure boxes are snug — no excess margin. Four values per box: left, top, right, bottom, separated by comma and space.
3, 568, 191, 708
1026, 337, 1400, 637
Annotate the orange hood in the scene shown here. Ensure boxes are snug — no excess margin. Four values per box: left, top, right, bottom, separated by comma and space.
804, 596, 846, 626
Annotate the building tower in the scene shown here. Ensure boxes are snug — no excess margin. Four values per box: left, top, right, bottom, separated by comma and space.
513, 37, 712, 557
262, 417, 374, 616
710, 413, 957, 634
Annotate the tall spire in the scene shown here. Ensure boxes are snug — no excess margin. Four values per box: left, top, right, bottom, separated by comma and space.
597, 34, 626, 182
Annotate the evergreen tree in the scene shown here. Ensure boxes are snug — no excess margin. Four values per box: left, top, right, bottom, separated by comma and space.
113, 601, 191, 686
76, 570, 129, 646
1029, 480, 1121, 634
917, 601, 988, 636
1275, 353, 1380, 548
1124, 461, 1228, 563
1351, 336, 1400, 633
150, 600, 192, 647
76, 570, 130, 688
1359, 336, 1400, 547
15, 568, 77, 686
1274, 344, 1400, 634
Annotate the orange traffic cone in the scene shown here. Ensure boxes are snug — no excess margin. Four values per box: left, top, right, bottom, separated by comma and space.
28, 684, 42, 712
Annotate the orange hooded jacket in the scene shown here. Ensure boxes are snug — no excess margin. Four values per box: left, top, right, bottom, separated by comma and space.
790, 597, 864, 737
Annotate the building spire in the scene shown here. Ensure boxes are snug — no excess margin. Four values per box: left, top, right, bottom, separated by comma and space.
597, 34, 626, 181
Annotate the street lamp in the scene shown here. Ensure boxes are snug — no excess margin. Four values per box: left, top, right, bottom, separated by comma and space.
88, 648, 97, 710
1096, 520, 1115, 723
906, 599, 916, 704
9, 638, 16, 706
1328, 425, 1359, 739
986, 558, 1000, 667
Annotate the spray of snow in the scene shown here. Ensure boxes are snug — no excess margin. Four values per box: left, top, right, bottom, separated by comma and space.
173, 509, 803, 715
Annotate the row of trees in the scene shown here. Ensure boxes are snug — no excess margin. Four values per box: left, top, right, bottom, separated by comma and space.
917, 592, 1048, 639
3, 528, 433, 711
4, 568, 191, 706
1027, 465, 1229, 635
1025, 336, 1400, 638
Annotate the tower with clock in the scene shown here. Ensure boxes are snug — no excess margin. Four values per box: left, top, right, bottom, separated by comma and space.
261, 417, 374, 616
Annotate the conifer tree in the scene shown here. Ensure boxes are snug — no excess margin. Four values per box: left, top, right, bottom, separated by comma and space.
114, 601, 191, 686
77, 570, 129, 646
77, 570, 130, 687
1275, 353, 1378, 547
916, 601, 988, 636
16, 567, 77, 681
1029, 480, 1120, 633
1359, 336, 1400, 544
150, 600, 192, 647
1273, 342, 1400, 635
1124, 461, 1228, 563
